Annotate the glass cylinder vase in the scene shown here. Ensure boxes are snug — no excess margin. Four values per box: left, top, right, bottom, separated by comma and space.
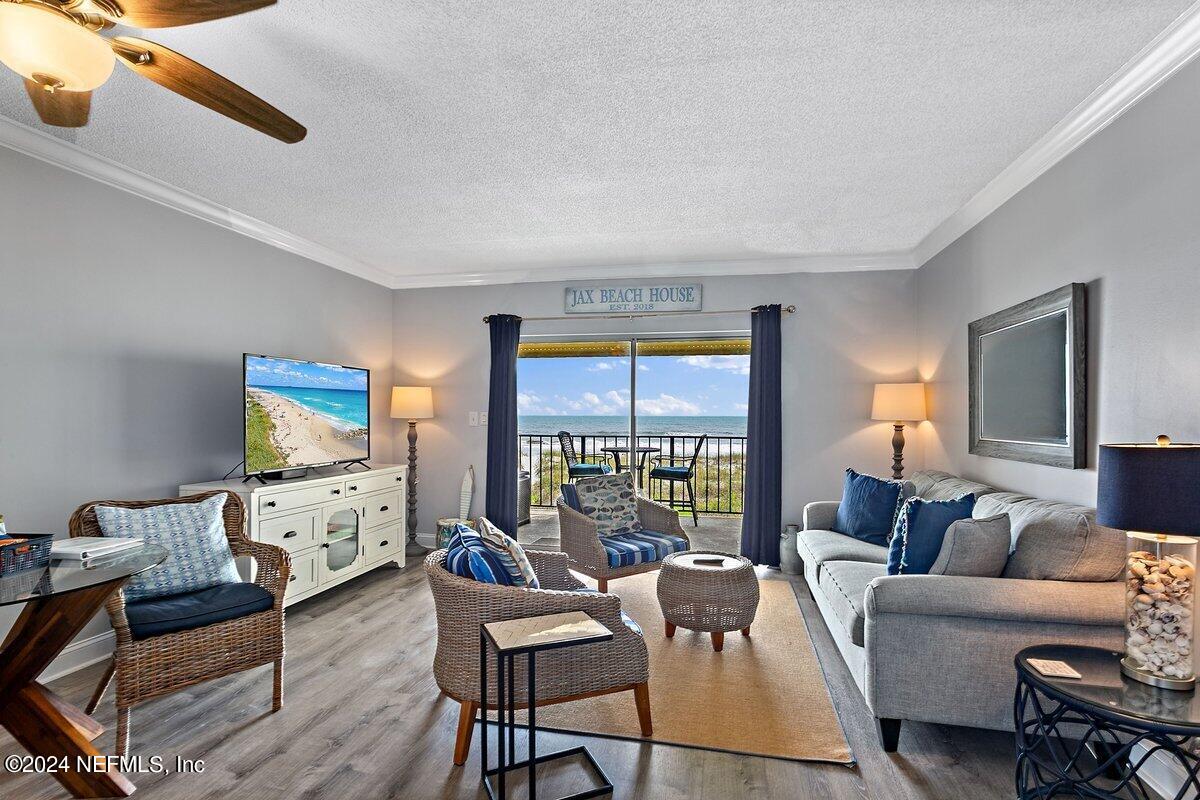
1124, 532, 1198, 690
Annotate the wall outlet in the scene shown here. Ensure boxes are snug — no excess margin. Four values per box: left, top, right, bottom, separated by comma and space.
479, 412, 489, 426
468, 411, 479, 427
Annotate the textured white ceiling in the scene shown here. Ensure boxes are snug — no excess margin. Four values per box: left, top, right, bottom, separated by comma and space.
0, 1, 1194, 285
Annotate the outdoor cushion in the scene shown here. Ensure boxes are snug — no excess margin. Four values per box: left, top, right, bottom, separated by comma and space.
817, 560, 886, 647
569, 463, 612, 477
96, 494, 240, 601
600, 529, 689, 568
575, 473, 643, 536
125, 582, 272, 640
796, 529, 889, 575
887, 494, 976, 575
833, 469, 908, 546
445, 524, 529, 586
649, 465, 691, 480
576, 587, 644, 636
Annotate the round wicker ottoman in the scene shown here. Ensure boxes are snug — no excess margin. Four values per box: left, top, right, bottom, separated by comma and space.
656, 550, 759, 652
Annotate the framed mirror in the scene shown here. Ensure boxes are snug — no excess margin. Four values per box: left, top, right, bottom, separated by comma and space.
968, 283, 1087, 468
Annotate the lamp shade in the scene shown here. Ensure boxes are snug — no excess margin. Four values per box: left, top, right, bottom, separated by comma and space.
871, 383, 927, 422
390, 386, 434, 419
1098, 440, 1200, 535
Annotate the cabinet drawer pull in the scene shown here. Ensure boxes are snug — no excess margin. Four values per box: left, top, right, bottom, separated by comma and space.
379, 505, 389, 512
289, 574, 297, 582
349, 485, 358, 491
396, 476, 403, 482
379, 540, 389, 547
331, 488, 341, 495
283, 530, 298, 539
266, 500, 277, 508
321, 543, 330, 549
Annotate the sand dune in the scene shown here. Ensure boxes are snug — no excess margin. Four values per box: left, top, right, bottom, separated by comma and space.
250, 388, 368, 466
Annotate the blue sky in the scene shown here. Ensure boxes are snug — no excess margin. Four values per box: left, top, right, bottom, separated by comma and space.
246, 355, 368, 391
518, 355, 749, 416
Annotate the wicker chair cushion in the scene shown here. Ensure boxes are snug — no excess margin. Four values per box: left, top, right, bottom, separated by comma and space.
445, 525, 529, 586
95, 493, 240, 601
476, 517, 539, 588
559, 483, 582, 511
124, 582, 273, 640
575, 587, 644, 636
575, 473, 643, 536
600, 530, 689, 568
649, 465, 691, 480
569, 463, 612, 477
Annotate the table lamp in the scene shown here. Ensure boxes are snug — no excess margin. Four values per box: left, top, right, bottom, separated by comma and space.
871, 383, 927, 480
391, 386, 434, 557
1099, 436, 1200, 690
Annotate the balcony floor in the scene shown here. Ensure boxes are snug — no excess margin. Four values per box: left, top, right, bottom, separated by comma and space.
518, 507, 743, 553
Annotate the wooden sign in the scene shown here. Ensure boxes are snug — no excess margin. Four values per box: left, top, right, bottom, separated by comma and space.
564, 283, 702, 314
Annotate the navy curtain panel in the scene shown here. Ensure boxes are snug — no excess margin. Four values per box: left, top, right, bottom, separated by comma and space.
740, 304, 783, 567
485, 314, 522, 534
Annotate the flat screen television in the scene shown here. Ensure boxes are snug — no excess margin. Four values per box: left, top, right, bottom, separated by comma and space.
243, 354, 370, 477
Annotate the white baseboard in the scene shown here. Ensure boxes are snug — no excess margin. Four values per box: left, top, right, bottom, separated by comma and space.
40, 631, 114, 683
416, 532, 437, 547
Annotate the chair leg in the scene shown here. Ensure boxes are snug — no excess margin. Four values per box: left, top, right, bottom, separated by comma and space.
453, 700, 479, 766
876, 717, 902, 752
633, 682, 652, 737
685, 480, 698, 526
597, 578, 608, 593
115, 707, 130, 758
86, 658, 116, 715
272, 657, 283, 711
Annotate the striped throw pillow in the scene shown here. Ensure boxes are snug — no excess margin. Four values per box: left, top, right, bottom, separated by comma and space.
444, 524, 531, 587
476, 517, 539, 589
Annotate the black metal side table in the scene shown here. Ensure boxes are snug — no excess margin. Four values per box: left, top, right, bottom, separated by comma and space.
480, 611, 615, 800
1015, 644, 1200, 800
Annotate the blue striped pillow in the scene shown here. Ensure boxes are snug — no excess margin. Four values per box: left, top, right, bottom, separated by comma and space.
445, 524, 529, 587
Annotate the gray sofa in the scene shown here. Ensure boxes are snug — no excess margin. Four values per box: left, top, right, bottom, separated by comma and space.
799, 469, 1126, 751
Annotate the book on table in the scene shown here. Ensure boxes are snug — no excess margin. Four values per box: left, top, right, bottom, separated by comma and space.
51, 537, 144, 561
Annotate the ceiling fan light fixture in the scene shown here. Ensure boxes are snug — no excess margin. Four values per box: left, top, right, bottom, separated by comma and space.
0, 2, 114, 91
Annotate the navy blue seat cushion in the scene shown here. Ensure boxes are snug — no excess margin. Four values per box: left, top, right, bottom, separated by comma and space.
887, 494, 977, 575
576, 587, 643, 636
560, 483, 582, 512
569, 463, 611, 477
833, 469, 905, 546
600, 530, 689, 568
649, 465, 691, 480
125, 582, 273, 641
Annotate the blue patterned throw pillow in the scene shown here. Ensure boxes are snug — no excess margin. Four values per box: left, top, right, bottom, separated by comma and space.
887, 494, 976, 575
445, 524, 531, 587
95, 494, 240, 601
575, 473, 642, 537
476, 517, 539, 589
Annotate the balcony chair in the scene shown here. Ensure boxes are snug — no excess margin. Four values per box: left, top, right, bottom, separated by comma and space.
556, 477, 690, 593
70, 490, 289, 756
557, 430, 613, 481
424, 544, 652, 765
648, 435, 708, 526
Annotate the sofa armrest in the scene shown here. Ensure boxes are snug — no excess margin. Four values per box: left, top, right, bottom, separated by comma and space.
864, 574, 1124, 627
803, 501, 840, 531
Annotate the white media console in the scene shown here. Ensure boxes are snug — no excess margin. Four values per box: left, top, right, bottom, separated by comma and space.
180, 463, 408, 606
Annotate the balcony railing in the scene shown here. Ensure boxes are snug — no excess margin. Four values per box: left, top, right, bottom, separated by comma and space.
519, 433, 746, 515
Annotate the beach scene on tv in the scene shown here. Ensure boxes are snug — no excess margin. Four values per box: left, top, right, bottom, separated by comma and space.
245, 355, 370, 473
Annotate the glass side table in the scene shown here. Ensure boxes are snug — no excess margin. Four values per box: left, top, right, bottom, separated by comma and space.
1015, 644, 1200, 800
480, 611, 614, 800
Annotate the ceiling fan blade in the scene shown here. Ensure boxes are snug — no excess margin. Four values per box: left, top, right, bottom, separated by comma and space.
93, 0, 276, 29
24, 79, 92, 127
111, 37, 305, 143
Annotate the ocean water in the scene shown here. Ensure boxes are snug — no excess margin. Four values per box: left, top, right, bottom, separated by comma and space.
519, 415, 746, 437
252, 386, 369, 429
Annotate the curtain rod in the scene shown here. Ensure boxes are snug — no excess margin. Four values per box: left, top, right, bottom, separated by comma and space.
482, 305, 795, 324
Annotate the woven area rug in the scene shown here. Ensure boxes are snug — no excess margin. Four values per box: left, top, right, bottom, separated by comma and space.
531, 570, 854, 764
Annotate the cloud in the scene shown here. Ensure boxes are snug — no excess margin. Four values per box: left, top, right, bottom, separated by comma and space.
637, 393, 702, 416
518, 392, 560, 415
637, 364, 649, 372
676, 355, 750, 375
587, 361, 615, 372
733, 402, 749, 412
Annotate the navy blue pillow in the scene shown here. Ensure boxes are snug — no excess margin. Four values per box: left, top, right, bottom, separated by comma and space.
887, 494, 976, 575
833, 469, 905, 546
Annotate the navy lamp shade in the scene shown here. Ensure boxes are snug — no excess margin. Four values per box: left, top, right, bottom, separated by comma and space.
1097, 437, 1200, 536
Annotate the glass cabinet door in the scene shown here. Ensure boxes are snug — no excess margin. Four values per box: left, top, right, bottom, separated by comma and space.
324, 507, 361, 576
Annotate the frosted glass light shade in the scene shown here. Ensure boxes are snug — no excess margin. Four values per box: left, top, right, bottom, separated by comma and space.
390, 386, 434, 419
0, 3, 115, 91
871, 383, 927, 422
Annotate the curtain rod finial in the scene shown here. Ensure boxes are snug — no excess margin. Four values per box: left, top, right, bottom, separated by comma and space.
784, 305, 796, 314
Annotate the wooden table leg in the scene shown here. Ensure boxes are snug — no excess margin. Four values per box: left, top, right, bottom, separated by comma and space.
0, 578, 136, 798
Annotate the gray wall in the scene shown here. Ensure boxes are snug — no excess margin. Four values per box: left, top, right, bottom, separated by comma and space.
0, 147, 395, 662
916, 55, 1200, 506
392, 270, 920, 531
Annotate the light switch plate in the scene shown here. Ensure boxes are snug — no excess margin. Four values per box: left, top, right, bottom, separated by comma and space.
480, 412, 489, 426
468, 411, 479, 426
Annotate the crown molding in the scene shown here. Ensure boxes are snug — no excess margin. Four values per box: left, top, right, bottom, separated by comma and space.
385, 251, 917, 289
0, 115, 395, 287
912, 0, 1200, 267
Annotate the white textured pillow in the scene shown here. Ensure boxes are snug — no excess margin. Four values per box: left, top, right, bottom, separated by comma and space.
928, 514, 1011, 577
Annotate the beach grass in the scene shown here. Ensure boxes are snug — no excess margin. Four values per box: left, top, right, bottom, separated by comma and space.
246, 397, 287, 473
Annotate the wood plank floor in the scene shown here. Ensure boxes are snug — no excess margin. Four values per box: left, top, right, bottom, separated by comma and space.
0, 551, 1018, 800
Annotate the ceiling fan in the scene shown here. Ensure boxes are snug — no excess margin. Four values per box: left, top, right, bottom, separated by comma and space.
0, 0, 305, 142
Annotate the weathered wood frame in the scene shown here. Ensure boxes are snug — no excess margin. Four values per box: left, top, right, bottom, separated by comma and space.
968, 283, 1087, 469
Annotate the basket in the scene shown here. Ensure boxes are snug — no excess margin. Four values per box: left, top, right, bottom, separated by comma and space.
0, 533, 54, 575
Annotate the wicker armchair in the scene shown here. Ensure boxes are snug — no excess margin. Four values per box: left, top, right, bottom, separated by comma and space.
425, 547, 651, 765
556, 495, 690, 593
69, 490, 289, 756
